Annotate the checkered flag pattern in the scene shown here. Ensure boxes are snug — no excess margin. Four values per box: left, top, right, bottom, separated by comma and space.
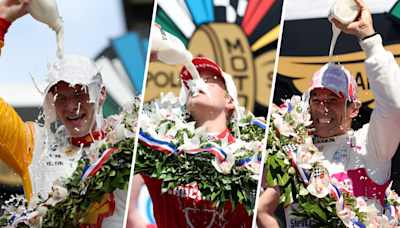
213, 0, 248, 24
282, 144, 298, 152
205, 135, 217, 142
313, 167, 323, 178
251, 188, 257, 198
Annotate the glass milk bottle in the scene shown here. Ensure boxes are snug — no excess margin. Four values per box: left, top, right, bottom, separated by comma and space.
150, 25, 200, 79
328, 0, 360, 25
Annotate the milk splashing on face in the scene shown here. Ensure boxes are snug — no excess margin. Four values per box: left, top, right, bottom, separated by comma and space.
187, 79, 212, 104
185, 62, 213, 103
81, 85, 87, 94
38, 83, 103, 164
77, 102, 81, 115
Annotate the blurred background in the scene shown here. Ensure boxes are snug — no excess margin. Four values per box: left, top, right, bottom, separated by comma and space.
0, 0, 153, 215
272, 0, 400, 227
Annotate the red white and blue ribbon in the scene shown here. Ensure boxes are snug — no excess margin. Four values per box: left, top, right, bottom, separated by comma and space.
385, 204, 399, 219
329, 183, 341, 201
350, 219, 366, 228
286, 150, 310, 186
231, 118, 267, 130
178, 146, 226, 160
138, 130, 228, 160
10, 204, 48, 226
81, 148, 117, 183
11, 214, 28, 226
25, 208, 34, 213
113, 120, 122, 132
236, 157, 262, 168
286, 102, 292, 113
138, 130, 177, 155
248, 119, 267, 130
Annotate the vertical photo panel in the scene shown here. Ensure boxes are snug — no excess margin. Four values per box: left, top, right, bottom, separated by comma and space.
0, 0, 154, 227
128, 0, 283, 227
260, 0, 400, 227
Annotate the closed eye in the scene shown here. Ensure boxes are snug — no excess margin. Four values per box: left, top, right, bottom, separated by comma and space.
56, 96, 66, 101
204, 78, 217, 84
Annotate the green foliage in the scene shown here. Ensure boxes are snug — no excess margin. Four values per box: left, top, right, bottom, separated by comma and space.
40, 137, 134, 227
135, 118, 265, 215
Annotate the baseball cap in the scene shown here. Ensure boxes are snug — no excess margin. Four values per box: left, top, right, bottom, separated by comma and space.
44, 55, 103, 95
42, 55, 104, 128
303, 63, 358, 102
179, 57, 242, 119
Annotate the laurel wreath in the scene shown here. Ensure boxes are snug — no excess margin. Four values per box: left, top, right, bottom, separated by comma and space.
265, 96, 400, 227
134, 95, 265, 215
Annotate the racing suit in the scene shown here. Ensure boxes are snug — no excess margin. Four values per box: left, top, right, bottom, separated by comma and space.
285, 34, 400, 227
0, 18, 127, 228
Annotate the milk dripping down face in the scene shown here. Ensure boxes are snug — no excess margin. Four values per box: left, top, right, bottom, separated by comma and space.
53, 82, 103, 137
186, 70, 230, 115
309, 88, 355, 138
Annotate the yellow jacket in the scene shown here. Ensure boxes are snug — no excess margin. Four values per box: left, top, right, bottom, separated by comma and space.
0, 96, 36, 201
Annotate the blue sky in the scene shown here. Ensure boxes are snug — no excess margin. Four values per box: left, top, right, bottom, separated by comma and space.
0, 0, 126, 84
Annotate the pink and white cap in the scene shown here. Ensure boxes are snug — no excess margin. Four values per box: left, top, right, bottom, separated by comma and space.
42, 55, 104, 131
303, 63, 358, 102
179, 57, 242, 119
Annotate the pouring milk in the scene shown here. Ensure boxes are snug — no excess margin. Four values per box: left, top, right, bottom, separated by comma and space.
22, 0, 64, 59
327, 0, 360, 64
150, 25, 211, 101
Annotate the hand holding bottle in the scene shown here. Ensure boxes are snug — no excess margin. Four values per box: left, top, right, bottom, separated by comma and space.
149, 23, 161, 63
0, 0, 30, 22
331, 0, 375, 39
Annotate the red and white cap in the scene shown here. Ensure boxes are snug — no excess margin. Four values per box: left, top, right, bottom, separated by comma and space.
303, 63, 358, 102
179, 57, 242, 119
181, 57, 223, 87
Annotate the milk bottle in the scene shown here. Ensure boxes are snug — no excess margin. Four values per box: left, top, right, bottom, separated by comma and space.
22, 0, 64, 59
150, 25, 200, 79
328, 0, 360, 25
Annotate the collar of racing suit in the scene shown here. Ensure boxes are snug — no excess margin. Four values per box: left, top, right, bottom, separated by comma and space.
71, 120, 109, 147
313, 129, 354, 146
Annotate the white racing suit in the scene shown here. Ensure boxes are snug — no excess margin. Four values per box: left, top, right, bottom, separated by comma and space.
285, 34, 400, 227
